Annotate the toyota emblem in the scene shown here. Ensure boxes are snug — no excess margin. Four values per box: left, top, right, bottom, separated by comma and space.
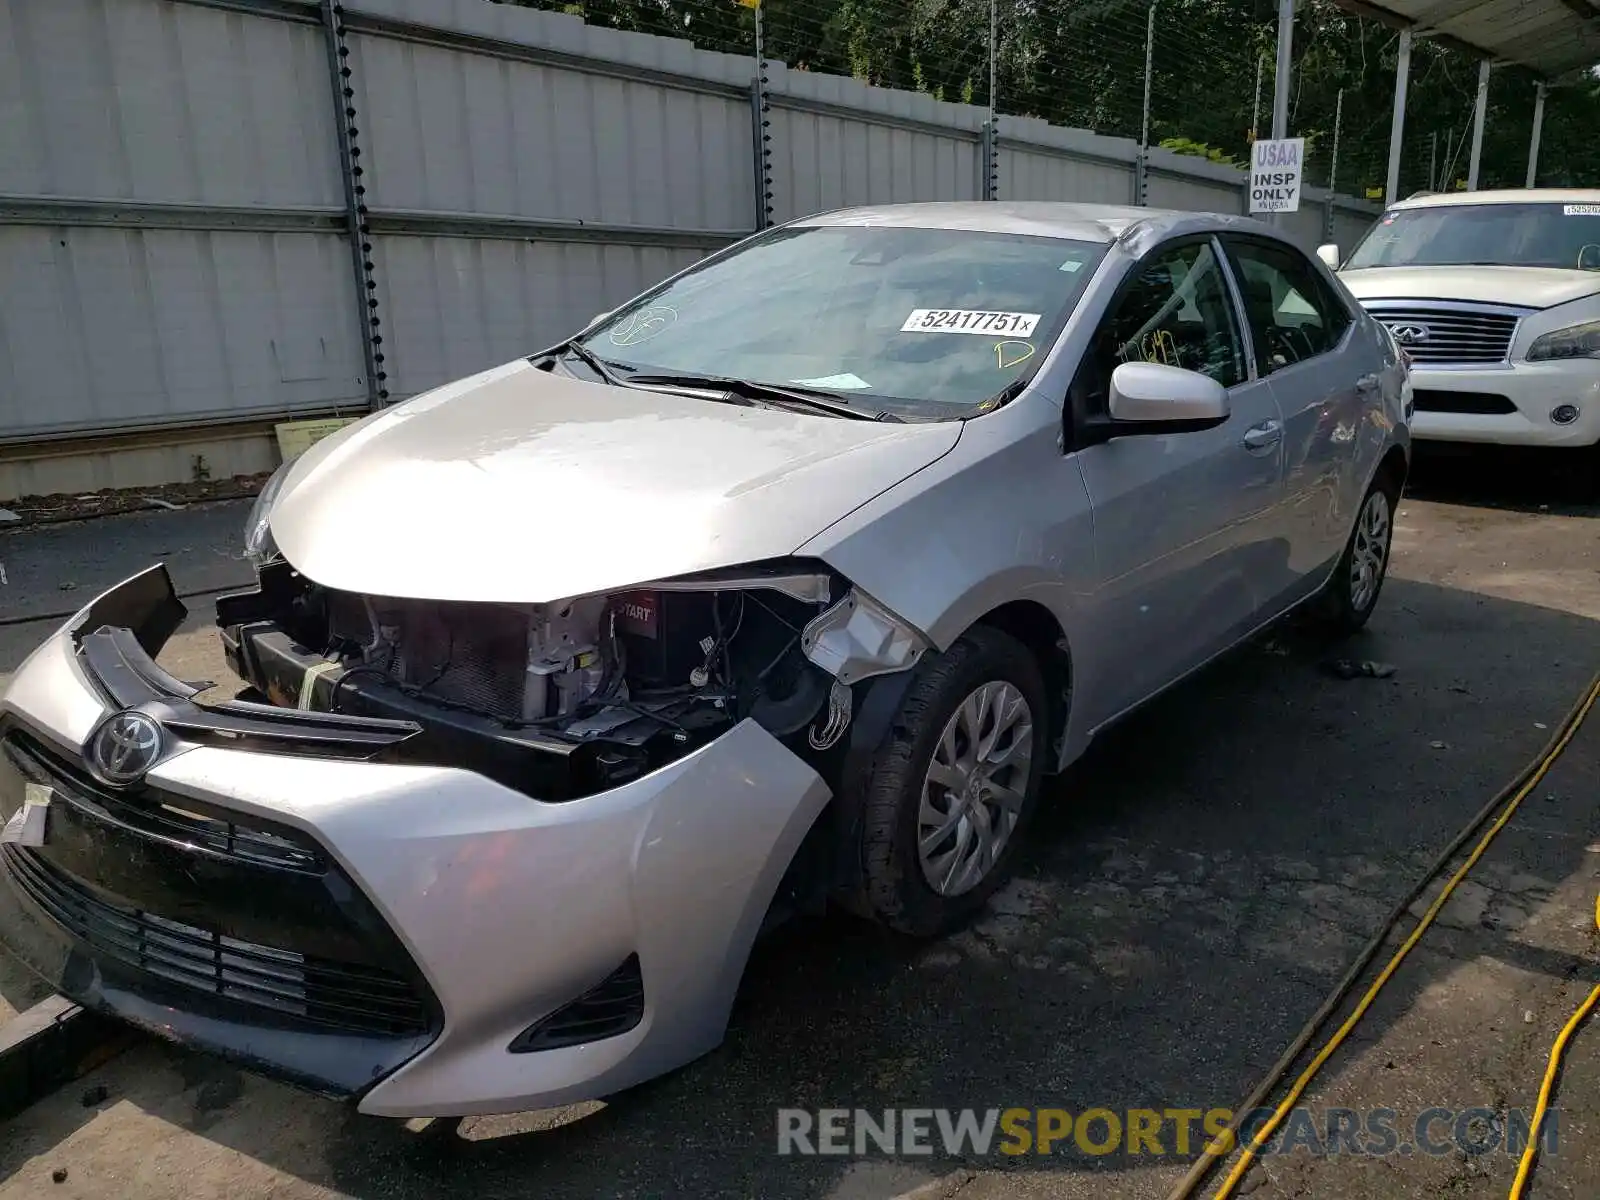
88, 710, 164, 785
1388, 323, 1430, 345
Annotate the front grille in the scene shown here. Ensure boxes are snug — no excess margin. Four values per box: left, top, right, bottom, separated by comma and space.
3, 844, 429, 1037
4, 732, 320, 873
1412, 390, 1518, 415
328, 592, 528, 722
1364, 304, 1520, 365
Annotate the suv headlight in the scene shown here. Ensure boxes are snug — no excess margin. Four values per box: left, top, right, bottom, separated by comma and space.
244, 460, 293, 566
1527, 320, 1600, 362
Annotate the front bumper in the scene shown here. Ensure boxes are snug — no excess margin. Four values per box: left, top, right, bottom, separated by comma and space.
0, 568, 831, 1116
1408, 361, 1600, 448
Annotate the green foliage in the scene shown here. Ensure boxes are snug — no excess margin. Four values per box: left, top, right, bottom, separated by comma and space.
505, 0, 1598, 196
1159, 137, 1243, 168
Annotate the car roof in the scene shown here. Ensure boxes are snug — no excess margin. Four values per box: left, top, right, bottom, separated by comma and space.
792, 201, 1270, 244
1390, 188, 1600, 211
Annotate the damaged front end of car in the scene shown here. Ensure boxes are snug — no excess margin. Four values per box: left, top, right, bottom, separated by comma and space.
0, 550, 938, 1114
210, 528, 938, 927
219, 557, 921, 789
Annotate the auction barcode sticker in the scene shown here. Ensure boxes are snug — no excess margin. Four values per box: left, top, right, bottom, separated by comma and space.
901, 309, 1041, 336
1563, 204, 1600, 215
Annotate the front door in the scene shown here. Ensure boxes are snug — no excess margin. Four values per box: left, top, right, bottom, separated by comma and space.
1069, 236, 1287, 728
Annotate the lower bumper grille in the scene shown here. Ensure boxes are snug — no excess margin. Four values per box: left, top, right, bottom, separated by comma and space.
3, 844, 429, 1037
1412, 390, 1518, 416
510, 954, 646, 1052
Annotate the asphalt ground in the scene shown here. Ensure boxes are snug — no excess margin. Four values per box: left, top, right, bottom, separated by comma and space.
1, 445, 1598, 1200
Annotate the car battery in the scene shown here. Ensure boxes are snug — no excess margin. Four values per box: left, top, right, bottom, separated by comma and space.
611, 590, 717, 690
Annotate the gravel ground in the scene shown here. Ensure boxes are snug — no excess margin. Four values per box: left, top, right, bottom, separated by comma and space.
1, 447, 1598, 1200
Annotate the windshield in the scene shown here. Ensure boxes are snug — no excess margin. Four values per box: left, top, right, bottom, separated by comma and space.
576, 225, 1107, 418
1345, 202, 1600, 271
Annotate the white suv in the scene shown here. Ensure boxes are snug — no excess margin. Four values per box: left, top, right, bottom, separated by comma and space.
1321, 189, 1600, 451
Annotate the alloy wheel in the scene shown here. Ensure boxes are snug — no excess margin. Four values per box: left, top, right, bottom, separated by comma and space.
1349, 489, 1392, 614
918, 680, 1035, 897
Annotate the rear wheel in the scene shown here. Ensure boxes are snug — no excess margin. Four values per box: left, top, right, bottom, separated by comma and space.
1314, 473, 1399, 635
855, 627, 1049, 937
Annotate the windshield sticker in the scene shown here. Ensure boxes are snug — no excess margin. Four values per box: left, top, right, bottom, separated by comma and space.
791, 372, 873, 390
1059, 259, 1085, 273
608, 305, 677, 347
901, 309, 1041, 337
1564, 204, 1600, 216
993, 340, 1035, 370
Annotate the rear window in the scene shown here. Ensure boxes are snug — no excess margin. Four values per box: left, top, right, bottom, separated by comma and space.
1346, 202, 1600, 271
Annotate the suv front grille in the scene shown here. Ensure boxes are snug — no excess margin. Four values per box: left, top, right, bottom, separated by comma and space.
1363, 304, 1521, 365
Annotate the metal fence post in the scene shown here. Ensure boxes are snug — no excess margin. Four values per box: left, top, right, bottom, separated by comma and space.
1324, 88, 1342, 242
1250, 55, 1263, 143
979, 120, 1000, 201
318, 0, 386, 410
1136, 0, 1155, 207
749, 2, 774, 230
984, 0, 999, 200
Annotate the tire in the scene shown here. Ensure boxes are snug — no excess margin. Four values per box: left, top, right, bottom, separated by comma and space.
855, 626, 1050, 938
1314, 470, 1400, 636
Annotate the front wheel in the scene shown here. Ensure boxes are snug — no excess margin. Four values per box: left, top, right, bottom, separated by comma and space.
1314, 474, 1399, 635
855, 626, 1049, 938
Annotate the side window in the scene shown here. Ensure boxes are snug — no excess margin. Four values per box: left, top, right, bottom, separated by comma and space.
1225, 241, 1352, 374
1074, 240, 1245, 414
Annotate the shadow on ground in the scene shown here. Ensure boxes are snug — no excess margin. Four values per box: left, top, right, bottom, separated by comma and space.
1405, 443, 1600, 519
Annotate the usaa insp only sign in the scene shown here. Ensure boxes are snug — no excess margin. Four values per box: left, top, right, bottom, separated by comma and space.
1249, 137, 1305, 214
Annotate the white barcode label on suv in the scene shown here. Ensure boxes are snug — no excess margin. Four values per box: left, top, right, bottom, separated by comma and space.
900, 309, 1041, 336
1563, 204, 1600, 215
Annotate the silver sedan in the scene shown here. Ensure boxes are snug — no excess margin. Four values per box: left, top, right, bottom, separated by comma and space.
0, 202, 1409, 1117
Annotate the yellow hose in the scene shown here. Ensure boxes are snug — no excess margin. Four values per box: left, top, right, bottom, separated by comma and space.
1205, 676, 1600, 1200
1506, 891, 1600, 1200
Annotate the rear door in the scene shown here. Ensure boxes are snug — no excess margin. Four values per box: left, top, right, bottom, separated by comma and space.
1219, 236, 1375, 594
1068, 235, 1287, 727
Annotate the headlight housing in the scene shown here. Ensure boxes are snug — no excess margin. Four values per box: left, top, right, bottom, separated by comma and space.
1526, 320, 1600, 362
244, 460, 293, 566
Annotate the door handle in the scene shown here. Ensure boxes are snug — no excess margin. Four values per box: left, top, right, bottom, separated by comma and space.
1356, 373, 1381, 394
1242, 420, 1282, 451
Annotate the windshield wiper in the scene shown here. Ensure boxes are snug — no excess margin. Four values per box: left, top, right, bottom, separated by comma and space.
620, 372, 900, 422
561, 339, 626, 386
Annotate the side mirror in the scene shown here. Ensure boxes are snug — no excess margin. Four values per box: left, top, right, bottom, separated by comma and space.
1316, 244, 1341, 270
1108, 362, 1230, 430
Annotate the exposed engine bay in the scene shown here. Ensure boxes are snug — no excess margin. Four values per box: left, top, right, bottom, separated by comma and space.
216, 559, 926, 801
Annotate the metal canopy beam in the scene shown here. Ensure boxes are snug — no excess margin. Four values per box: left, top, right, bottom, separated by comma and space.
1527, 81, 1547, 187
1385, 29, 1413, 204
1329, 0, 1600, 80
1466, 59, 1492, 190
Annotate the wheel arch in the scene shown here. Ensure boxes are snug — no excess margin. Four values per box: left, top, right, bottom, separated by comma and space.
1374, 442, 1409, 496
970, 599, 1073, 773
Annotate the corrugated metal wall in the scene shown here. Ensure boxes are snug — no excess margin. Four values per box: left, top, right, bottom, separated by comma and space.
0, 0, 1380, 497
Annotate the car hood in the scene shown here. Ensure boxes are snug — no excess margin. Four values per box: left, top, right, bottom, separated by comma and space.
1339, 265, 1600, 310
267, 359, 962, 604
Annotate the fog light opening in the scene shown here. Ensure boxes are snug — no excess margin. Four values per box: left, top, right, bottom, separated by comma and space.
1551, 404, 1580, 426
